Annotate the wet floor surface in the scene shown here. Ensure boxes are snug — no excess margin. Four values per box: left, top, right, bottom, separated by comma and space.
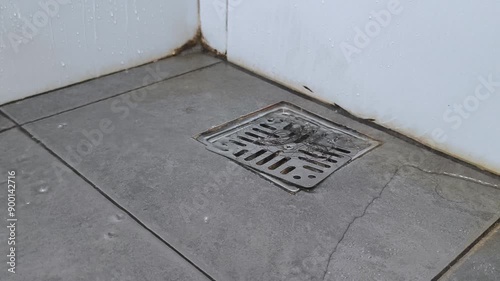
1, 51, 499, 281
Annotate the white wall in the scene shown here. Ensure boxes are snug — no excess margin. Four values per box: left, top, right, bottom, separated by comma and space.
0, 0, 199, 104
199, 0, 226, 53
215, 0, 500, 175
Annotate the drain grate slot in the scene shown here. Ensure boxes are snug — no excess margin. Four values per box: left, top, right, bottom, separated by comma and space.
196, 101, 381, 190
245, 150, 267, 161
269, 158, 291, 170
281, 166, 296, 174
303, 165, 324, 173
260, 124, 277, 130
298, 157, 331, 168
331, 147, 351, 154
252, 127, 279, 137
312, 148, 343, 158
238, 136, 264, 145
245, 132, 263, 139
299, 149, 328, 159
257, 152, 281, 166
326, 158, 338, 164
229, 140, 247, 147
234, 150, 248, 157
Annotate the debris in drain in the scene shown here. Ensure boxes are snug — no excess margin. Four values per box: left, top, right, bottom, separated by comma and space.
196, 102, 380, 192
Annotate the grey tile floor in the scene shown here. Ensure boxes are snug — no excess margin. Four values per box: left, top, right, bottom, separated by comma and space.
0, 51, 499, 281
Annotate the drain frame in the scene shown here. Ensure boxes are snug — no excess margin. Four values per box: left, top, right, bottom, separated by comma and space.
195, 101, 381, 192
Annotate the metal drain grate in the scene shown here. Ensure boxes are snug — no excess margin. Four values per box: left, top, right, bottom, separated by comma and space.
196, 102, 380, 191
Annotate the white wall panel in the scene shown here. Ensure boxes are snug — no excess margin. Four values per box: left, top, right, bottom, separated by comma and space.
226, 0, 500, 174
0, 0, 199, 104
200, 0, 226, 53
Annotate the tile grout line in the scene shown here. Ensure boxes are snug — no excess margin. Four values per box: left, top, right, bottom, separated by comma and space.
0, 110, 16, 134
6, 61, 222, 127
0, 52, 216, 108
431, 218, 500, 281
3, 113, 217, 281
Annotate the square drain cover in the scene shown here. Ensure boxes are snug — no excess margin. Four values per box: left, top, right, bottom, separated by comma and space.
196, 102, 380, 192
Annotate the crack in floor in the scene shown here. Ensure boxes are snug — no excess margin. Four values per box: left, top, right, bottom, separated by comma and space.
320, 164, 500, 280
320, 166, 400, 280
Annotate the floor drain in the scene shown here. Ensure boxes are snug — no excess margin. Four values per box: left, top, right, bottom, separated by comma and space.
196, 102, 380, 192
